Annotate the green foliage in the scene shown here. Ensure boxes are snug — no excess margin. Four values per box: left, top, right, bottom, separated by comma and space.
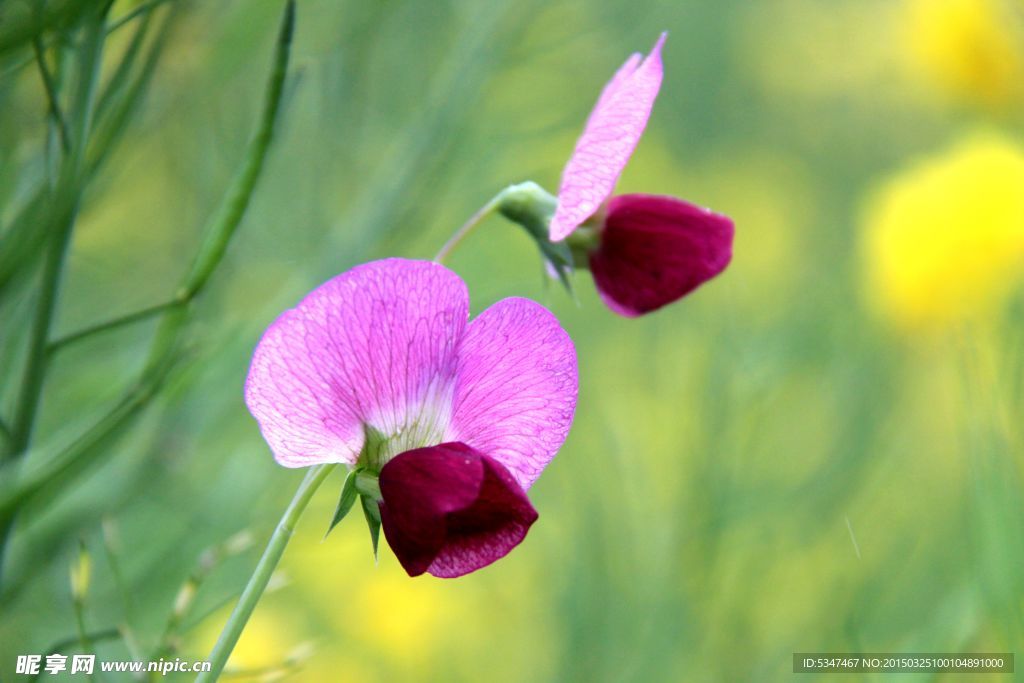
326, 468, 360, 538
0, 0, 1021, 680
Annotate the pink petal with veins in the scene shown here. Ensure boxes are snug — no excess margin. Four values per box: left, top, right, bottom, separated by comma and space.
244, 259, 468, 467
448, 297, 577, 490
549, 33, 666, 242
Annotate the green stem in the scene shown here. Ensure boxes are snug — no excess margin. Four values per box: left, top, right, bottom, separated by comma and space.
0, 7, 110, 582
178, 0, 293, 301
10, 214, 74, 451
94, 5, 154, 126
87, 3, 176, 177
72, 598, 97, 682
32, 36, 71, 156
46, 299, 179, 357
0, 0, 172, 81
0, 0, 294, 539
433, 193, 502, 264
7, 5, 107, 459
0, 381, 155, 519
102, 519, 147, 670
107, 0, 172, 34
0, 417, 11, 447
197, 464, 336, 683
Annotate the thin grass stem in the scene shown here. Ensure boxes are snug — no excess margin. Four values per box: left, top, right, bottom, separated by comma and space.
196, 464, 336, 683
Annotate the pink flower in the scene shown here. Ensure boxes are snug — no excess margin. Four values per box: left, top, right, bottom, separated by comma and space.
549, 33, 734, 317
245, 259, 577, 577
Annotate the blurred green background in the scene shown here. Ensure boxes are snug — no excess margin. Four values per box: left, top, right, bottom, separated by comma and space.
2, 0, 1024, 680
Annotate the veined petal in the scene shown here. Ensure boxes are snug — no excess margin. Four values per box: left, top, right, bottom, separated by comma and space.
378, 443, 538, 578
244, 259, 468, 467
591, 52, 642, 118
589, 194, 734, 317
447, 298, 578, 490
549, 33, 666, 242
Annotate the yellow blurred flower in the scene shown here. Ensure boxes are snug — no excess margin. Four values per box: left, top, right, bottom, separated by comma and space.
285, 520, 466, 672
862, 132, 1024, 331
903, 0, 1024, 109
350, 572, 452, 659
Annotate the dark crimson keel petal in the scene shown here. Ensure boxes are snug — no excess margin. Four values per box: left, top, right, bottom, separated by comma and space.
378, 442, 538, 578
589, 194, 734, 317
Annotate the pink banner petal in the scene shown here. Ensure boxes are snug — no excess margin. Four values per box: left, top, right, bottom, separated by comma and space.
549, 33, 666, 242
245, 259, 469, 467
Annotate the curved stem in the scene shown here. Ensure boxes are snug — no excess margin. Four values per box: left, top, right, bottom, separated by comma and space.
197, 464, 336, 682
433, 193, 502, 264
46, 299, 178, 357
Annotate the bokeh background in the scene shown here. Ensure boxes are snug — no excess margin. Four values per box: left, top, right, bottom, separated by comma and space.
2, 0, 1024, 680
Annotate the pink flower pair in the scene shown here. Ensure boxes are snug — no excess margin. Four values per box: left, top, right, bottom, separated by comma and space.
244, 34, 733, 578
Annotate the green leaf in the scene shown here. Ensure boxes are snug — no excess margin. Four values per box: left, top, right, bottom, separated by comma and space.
324, 468, 360, 538
360, 494, 382, 561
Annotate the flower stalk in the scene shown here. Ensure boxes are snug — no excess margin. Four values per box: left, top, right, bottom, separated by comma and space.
433, 181, 561, 264
433, 194, 503, 264
197, 463, 336, 683
432, 181, 574, 291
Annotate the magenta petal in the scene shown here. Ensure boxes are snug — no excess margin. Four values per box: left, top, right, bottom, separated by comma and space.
244, 259, 468, 467
448, 297, 577, 490
378, 442, 538, 578
589, 194, 734, 317
549, 33, 666, 242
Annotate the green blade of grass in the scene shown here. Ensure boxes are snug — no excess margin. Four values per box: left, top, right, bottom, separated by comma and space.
0, 0, 296, 532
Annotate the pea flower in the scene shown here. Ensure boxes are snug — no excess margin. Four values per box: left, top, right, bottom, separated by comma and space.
244, 259, 577, 577
550, 33, 735, 317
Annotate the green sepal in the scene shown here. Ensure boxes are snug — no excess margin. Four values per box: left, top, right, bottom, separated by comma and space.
360, 494, 382, 561
324, 467, 360, 538
497, 182, 575, 295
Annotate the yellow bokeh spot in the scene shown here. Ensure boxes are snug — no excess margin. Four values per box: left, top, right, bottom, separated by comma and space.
285, 519, 466, 671
348, 571, 453, 660
903, 0, 1024, 109
862, 132, 1024, 331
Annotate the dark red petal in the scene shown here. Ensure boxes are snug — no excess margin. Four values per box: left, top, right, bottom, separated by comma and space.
588, 194, 734, 317
378, 442, 538, 578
